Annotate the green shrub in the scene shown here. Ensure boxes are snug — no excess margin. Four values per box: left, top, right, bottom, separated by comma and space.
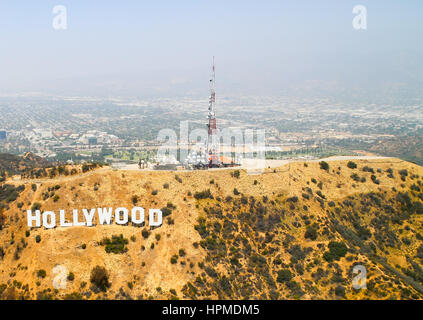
31, 203, 41, 211
142, 229, 150, 239
316, 191, 326, 199
63, 292, 83, 300
194, 189, 213, 200
37, 269, 46, 278
323, 241, 348, 262
335, 285, 346, 297
319, 161, 329, 171
363, 166, 375, 173
194, 218, 208, 238
287, 196, 298, 203
399, 169, 408, 177
67, 272, 75, 281
305, 226, 318, 240
90, 266, 110, 292
131, 195, 139, 205
276, 269, 293, 283
161, 207, 172, 217
371, 175, 380, 185
100, 234, 129, 254
170, 255, 178, 264
351, 173, 360, 182
347, 161, 357, 169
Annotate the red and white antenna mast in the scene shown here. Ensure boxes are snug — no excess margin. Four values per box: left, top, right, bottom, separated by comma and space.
206, 56, 219, 167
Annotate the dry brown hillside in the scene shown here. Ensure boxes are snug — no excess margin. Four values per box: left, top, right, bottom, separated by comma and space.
0, 152, 50, 178
1, 158, 423, 300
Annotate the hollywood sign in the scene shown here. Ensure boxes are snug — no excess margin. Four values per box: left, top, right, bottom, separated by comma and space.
27, 207, 163, 229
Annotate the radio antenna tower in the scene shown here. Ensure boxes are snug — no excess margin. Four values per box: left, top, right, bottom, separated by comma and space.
206, 57, 219, 167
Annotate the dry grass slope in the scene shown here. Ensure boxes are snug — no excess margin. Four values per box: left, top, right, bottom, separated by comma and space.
0, 158, 423, 300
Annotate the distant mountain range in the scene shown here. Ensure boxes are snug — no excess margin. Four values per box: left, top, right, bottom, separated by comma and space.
368, 135, 423, 166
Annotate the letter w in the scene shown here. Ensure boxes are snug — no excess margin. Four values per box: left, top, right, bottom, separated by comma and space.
97, 208, 113, 225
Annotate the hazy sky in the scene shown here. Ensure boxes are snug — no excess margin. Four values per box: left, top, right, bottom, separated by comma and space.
0, 0, 422, 98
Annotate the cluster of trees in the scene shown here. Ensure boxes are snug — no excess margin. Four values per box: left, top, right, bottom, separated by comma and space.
0, 184, 24, 204
161, 202, 176, 217
194, 189, 213, 200
323, 241, 348, 262
90, 266, 110, 292
100, 234, 129, 254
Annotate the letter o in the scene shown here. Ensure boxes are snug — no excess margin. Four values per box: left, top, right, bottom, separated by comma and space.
115, 207, 129, 225
131, 207, 145, 225
43, 211, 56, 229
